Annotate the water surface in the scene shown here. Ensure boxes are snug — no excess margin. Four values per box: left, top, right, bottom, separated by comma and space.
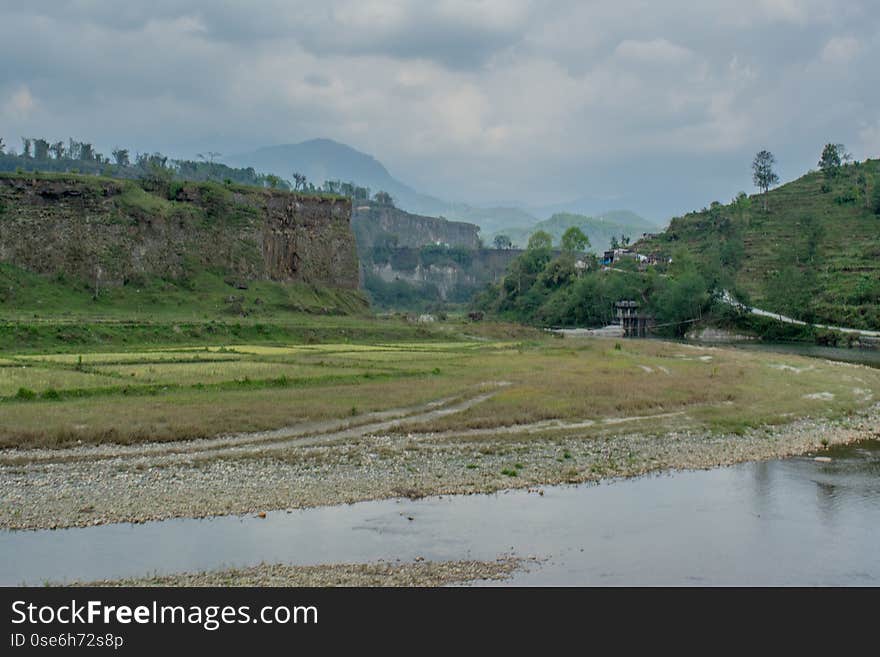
3, 440, 878, 586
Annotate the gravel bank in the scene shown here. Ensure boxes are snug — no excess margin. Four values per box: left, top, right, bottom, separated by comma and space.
3, 404, 878, 531
62, 558, 524, 587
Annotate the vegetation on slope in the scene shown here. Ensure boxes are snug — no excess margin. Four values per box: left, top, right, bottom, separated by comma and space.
476, 156, 879, 338
636, 158, 880, 330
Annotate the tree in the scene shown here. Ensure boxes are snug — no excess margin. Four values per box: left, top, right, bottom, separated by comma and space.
292, 172, 307, 191
561, 226, 590, 253
50, 141, 65, 160
112, 148, 130, 167
374, 190, 394, 206
610, 235, 619, 250
265, 174, 282, 189
527, 230, 553, 251
32, 138, 50, 160
0, 137, 4, 154
21, 137, 31, 158
493, 234, 512, 249
818, 143, 844, 178
78, 142, 95, 161
752, 149, 779, 210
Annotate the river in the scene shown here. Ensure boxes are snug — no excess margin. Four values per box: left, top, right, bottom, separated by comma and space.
2, 439, 878, 586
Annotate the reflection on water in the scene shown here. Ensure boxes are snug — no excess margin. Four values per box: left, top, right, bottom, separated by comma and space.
2, 441, 878, 586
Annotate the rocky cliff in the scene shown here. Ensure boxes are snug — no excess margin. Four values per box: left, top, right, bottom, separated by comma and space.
352, 204, 480, 249
0, 174, 359, 291
364, 247, 522, 302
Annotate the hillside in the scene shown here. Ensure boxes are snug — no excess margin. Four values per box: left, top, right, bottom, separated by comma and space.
634, 159, 880, 330
491, 210, 656, 251
0, 172, 366, 320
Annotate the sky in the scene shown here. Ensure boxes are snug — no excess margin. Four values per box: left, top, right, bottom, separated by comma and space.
2, 0, 879, 220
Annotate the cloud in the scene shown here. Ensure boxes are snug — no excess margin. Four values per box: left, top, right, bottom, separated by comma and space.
0, 0, 878, 216
3, 86, 36, 118
820, 36, 862, 63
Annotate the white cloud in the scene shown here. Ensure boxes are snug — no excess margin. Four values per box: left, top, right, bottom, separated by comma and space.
820, 36, 862, 63
2, 86, 36, 118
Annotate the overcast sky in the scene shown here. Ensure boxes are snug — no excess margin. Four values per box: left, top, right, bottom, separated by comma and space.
2, 0, 878, 219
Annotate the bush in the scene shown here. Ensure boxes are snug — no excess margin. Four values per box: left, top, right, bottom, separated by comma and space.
15, 387, 36, 400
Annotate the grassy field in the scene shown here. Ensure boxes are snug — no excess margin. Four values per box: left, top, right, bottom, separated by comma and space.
2, 328, 878, 449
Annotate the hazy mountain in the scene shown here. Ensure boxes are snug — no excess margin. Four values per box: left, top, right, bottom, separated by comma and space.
227, 138, 541, 235
489, 211, 657, 252
227, 138, 661, 240
532, 196, 665, 227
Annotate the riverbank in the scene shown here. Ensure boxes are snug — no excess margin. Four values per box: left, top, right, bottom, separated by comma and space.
62, 558, 526, 587
3, 402, 877, 530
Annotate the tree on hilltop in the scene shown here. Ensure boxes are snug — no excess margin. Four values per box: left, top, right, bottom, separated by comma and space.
374, 190, 394, 206
818, 143, 850, 179
493, 234, 512, 249
112, 148, 130, 167
752, 149, 779, 211
50, 141, 65, 160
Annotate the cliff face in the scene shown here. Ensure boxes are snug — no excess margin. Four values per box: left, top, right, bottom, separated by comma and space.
0, 175, 359, 290
365, 247, 522, 300
352, 204, 480, 249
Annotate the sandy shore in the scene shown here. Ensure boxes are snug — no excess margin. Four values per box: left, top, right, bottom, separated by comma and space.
61, 558, 525, 587
3, 402, 878, 531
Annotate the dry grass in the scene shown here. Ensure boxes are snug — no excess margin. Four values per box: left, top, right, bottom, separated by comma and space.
1, 337, 877, 449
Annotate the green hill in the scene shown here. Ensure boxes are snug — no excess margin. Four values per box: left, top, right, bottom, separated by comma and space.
635, 159, 880, 330
490, 210, 656, 251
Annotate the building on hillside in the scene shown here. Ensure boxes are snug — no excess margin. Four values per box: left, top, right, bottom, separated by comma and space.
602, 248, 640, 266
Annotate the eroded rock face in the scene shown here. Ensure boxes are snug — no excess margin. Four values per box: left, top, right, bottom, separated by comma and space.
352, 204, 480, 249
0, 176, 359, 290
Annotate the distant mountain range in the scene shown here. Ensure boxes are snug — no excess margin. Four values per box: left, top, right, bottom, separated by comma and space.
488, 211, 658, 253
226, 138, 660, 236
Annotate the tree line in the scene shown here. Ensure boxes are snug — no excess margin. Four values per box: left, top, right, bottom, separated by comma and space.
0, 134, 397, 204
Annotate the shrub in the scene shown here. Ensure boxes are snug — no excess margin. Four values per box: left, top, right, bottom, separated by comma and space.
15, 387, 36, 400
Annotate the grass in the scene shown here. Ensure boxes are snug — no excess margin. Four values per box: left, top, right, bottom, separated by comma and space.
1, 332, 878, 450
